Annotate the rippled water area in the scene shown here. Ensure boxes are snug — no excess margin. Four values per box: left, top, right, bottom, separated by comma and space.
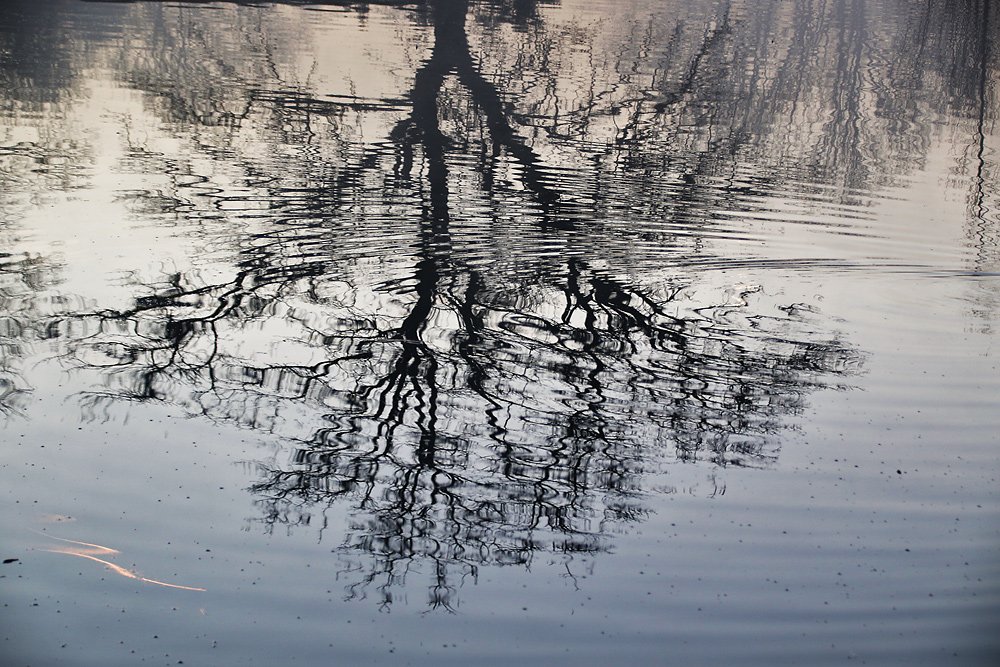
2, 0, 999, 664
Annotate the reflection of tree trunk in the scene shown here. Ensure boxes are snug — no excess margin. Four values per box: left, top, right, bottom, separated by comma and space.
393, 0, 559, 212
826, 0, 867, 191
652, 8, 731, 113
374, 0, 576, 548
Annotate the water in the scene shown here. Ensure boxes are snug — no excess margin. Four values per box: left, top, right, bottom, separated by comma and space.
1, 0, 998, 664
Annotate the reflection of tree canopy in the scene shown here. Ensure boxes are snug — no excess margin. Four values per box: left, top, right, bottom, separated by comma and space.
6, 0, 996, 606
69, 240, 859, 607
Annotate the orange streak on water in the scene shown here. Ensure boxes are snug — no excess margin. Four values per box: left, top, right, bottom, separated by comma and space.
41, 548, 140, 580
137, 577, 207, 592
33, 529, 206, 592
31, 529, 119, 555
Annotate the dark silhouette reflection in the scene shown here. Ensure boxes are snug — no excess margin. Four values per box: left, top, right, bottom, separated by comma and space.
8, 0, 996, 606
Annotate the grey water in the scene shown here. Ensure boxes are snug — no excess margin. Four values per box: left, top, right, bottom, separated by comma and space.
1, 0, 998, 664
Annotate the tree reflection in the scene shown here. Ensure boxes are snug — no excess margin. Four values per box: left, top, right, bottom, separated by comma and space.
966, 0, 1000, 330
0, 253, 53, 419
47, 0, 868, 609
11, 0, 995, 606
72, 231, 859, 607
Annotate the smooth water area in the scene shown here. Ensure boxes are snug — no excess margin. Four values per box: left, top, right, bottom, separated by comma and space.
1, 0, 998, 664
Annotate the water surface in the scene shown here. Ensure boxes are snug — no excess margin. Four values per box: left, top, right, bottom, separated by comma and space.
1, 0, 998, 664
